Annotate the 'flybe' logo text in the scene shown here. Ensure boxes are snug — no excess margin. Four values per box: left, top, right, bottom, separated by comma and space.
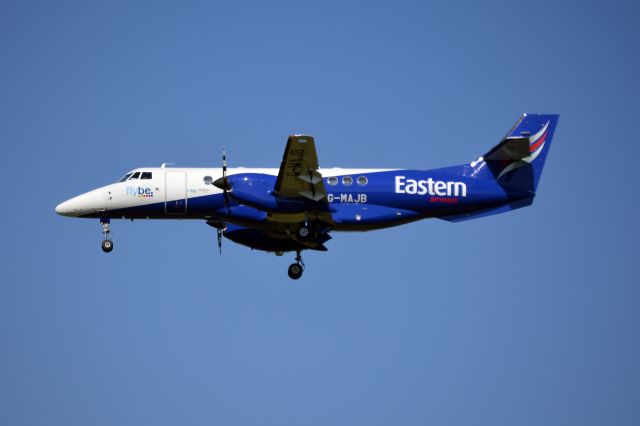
395, 176, 467, 197
126, 186, 154, 198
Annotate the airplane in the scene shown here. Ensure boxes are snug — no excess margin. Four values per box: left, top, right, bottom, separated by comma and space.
56, 113, 559, 279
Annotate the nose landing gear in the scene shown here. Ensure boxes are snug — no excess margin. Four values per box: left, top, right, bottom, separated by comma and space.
101, 239, 113, 253
100, 218, 113, 253
287, 251, 304, 280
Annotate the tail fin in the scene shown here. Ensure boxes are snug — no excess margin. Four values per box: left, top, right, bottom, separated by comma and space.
482, 114, 559, 193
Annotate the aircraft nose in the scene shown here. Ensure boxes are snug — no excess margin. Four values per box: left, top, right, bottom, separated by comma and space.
55, 200, 72, 216
55, 188, 106, 217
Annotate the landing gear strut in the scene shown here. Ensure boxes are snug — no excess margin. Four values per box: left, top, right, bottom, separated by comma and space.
287, 251, 304, 280
100, 218, 113, 253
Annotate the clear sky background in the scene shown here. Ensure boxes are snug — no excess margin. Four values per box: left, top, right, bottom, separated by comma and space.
1, 1, 639, 425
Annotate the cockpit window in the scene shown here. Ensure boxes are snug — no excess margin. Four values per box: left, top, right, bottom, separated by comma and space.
140, 172, 152, 180
118, 173, 133, 182
129, 172, 141, 180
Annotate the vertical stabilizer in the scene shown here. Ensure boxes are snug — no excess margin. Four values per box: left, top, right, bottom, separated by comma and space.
483, 114, 559, 193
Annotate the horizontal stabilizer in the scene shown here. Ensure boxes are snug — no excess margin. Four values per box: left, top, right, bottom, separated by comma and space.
485, 136, 531, 162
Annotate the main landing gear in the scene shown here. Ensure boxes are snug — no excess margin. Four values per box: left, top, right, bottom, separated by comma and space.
100, 218, 113, 253
287, 251, 304, 280
297, 224, 310, 241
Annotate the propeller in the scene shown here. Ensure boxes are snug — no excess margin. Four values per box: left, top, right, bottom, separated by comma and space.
212, 148, 231, 254
213, 148, 231, 216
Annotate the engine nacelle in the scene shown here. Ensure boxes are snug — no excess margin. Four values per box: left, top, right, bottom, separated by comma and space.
223, 224, 307, 253
223, 173, 316, 213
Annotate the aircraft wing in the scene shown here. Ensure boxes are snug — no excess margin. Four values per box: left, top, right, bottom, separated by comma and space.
274, 135, 327, 202
269, 135, 333, 247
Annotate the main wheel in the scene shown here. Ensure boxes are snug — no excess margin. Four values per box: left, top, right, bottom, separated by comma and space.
101, 239, 113, 253
288, 263, 303, 280
297, 225, 310, 241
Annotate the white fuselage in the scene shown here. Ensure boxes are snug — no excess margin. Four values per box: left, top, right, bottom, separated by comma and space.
55, 167, 391, 220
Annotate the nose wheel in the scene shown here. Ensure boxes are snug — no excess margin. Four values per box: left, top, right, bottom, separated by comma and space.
100, 218, 113, 253
101, 239, 113, 253
288, 251, 304, 280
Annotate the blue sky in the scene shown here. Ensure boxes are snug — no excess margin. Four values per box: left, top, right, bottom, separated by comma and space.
1, 1, 639, 425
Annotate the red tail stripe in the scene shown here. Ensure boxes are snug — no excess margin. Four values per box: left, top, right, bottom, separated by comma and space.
529, 130, 547, 152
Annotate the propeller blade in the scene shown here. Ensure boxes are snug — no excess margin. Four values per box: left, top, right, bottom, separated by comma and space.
221, 148, 230, 215
222, 147, 227, 177
217, 228, 223, 254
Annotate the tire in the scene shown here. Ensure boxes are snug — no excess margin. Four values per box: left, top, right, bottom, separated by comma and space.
101, 239, 113, 253
288, 263, 303, 280
297, 225, 310, 241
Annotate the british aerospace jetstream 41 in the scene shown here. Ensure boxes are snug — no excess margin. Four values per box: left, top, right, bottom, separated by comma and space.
56, 114, 559, 279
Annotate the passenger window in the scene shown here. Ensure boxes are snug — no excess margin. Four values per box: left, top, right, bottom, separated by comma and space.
342, 176, 353, 186
327, 176, 338, 186
140, 172, 152, 180
357, 176, 368, 186
129, 172, 140, 180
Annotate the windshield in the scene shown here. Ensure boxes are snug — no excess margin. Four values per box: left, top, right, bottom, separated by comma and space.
118, 172, 134, 183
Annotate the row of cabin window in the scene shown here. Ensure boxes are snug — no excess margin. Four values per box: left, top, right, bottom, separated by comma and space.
119, 171, 153, 182
327, 176, 368, 187
118, 172, 364, 186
